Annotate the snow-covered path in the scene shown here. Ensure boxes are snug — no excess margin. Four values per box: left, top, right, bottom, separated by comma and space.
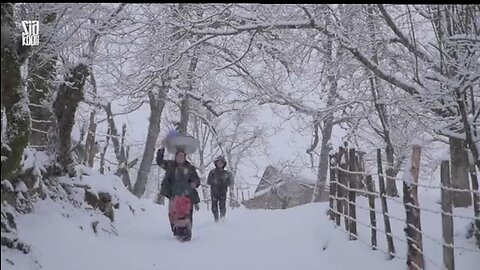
2, 170, 477, 270
3, 199, 407, 270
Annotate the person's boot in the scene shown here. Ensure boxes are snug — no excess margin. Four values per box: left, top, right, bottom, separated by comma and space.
213, 212, 219, 222
183, 220, 192, 241
219, 211, 226, 222
220, 200, 226, 220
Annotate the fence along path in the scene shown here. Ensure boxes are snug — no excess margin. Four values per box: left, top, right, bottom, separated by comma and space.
327, 144, 479, 270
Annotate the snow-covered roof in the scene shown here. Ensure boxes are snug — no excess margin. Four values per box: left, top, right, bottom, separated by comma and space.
253, 166, 315, 197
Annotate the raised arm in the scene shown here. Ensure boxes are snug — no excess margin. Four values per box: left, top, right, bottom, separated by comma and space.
156, 148, 174, 170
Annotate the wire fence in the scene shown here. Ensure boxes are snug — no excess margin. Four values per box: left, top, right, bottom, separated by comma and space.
327, 145, 480, 270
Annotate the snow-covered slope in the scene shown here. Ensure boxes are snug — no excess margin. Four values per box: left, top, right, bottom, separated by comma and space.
1, 172, 478, 270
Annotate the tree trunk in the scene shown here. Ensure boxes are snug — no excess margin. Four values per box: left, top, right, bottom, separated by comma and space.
177, 55, 198, 135
367, 5, 398, 197
53, 63, 88, 172
440, 6, 475, 208
99, 127, 110, 174
449, 136, 472, 207
441, 5, 480, 172
27, 12, 57, 150
0, 3, 31, 182
192, 115, 210, 209
178, 95, 190, 134
104, 103, 131, 190
84, 111, 97, 167
133, 85, 167, 198
312, 12, 337, 202
384, 144, 398, 196
313, 120, 333, 202
118, 124, 132, 190
119, 139, 132, 191
226, 155, 238, 207
84, 72, 99, 167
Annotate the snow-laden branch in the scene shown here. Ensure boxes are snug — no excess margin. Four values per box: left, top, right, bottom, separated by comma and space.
186, 92, 237, 117
88, 3, 127, 54
215, 30, 258, 71
189, 19, 315, 36
377, 5, 436, 67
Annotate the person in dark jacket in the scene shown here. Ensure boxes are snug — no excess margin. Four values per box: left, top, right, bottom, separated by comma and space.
156, 144, 200, 239
207, 155, 233, 222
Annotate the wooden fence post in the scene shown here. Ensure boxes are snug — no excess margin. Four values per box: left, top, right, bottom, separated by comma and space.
357, 151, 367, 192
403, 145, 424, 270
329, 153, 339, 222
441, 160, 455, 270
469, 164, 480, 246
334, 151, 342, 226
348, 148, 358, 240
377, 149, 395, 259
366, 175, 377, 250
338, 146, 349, 231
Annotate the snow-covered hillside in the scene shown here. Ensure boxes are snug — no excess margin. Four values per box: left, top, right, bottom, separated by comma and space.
1, 172, 478, 270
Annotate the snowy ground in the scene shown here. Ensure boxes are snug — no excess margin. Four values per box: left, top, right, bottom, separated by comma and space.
1, 173, 478, 270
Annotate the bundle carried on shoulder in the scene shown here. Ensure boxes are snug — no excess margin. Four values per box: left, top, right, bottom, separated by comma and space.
165, 129, 199, 155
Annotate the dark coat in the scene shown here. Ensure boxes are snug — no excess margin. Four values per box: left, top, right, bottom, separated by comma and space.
156, 148, 200, 204
207, 168, 233, 198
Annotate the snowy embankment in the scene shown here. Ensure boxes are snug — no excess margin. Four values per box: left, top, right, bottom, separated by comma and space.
1, 171, 478, 270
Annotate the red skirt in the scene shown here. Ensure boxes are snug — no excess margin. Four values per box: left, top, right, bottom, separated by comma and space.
168, 195, 192, 224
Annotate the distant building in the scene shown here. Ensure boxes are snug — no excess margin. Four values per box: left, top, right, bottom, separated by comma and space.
242, 166, 328, 210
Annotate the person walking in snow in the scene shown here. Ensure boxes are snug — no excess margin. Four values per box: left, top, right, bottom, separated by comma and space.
156, 140, 201, 240
207, 155, 233, 222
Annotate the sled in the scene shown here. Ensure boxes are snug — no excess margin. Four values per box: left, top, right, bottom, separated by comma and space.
168, 195, 193, 241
